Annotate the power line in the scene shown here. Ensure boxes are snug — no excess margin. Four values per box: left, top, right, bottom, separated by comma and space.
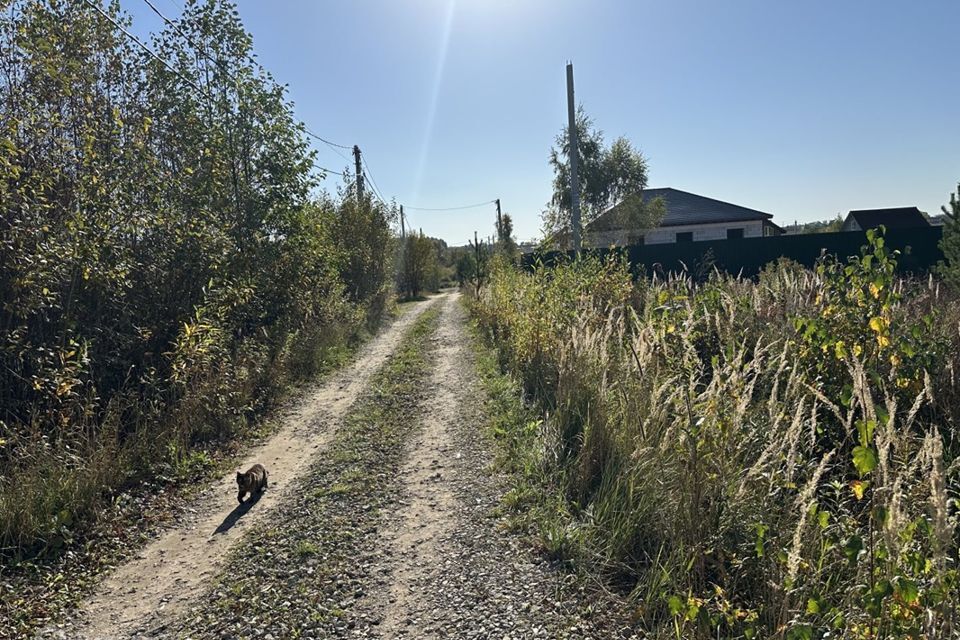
304, 129, 352, 150
403, 200, 496, 212
313, 163, 348, 178
141, 0, 354, 168
82, 0, 203, 94
134, 0, 389, 199
361, 156, 387, 203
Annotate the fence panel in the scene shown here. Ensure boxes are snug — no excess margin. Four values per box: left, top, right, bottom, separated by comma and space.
523, 227, 944, 278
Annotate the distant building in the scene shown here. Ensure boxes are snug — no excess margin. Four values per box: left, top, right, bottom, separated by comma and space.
586, 187, 784, 247
840, 207, 929, 232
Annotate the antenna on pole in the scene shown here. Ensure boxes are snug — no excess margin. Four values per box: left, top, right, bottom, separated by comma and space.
566, 62, 582, 255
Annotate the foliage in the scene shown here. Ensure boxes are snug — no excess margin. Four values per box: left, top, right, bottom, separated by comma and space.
397, 231, 440, 299
937, 183, 960, 288
785, 215, 845, 234
542, 106, 664, 246
0, 0, 392, 561
470, 238, 960, 638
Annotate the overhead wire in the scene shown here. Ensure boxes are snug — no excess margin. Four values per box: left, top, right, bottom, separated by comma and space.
403, 200, 497, 212
123, 0, 419, 205
140, 0, 355, 179
82, 0, 204, 94
361, 156, 387, 204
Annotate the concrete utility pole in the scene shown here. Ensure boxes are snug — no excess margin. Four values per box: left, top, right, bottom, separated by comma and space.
353, 145, 364, 201
495, 198, 502, 240
566, 62, 582, 254
400, 205, 406, 239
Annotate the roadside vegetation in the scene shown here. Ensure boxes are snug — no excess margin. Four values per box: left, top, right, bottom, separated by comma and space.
0, 0, 396, 568
469, 232, 959, 638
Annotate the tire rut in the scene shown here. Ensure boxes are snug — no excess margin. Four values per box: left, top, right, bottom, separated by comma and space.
67, 297, 439, 640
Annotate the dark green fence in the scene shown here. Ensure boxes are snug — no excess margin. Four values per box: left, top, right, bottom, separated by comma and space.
523, 227, 944, 278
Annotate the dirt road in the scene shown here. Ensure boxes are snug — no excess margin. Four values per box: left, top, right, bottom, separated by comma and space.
52, 292, 630, 640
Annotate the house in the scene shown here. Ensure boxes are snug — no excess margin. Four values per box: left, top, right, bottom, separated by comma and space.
585, 187, 784, 247
840, 207, 929, 232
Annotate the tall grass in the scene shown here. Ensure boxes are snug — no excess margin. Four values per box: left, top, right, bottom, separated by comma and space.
471, 238, 959, 638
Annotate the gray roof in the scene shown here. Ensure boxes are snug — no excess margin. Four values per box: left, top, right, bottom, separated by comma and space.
589, 187, 774, 230
845, 207, 929, 230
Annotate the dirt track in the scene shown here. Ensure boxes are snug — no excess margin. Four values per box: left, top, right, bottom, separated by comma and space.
52, 292, 631, 640
70, 297, 437, 640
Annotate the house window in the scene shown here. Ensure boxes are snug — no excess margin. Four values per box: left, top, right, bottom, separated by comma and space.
727, 228, 744, 239
676, 232, 693, 243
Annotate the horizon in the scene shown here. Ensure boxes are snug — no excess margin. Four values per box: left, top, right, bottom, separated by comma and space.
124, 0, 960, 245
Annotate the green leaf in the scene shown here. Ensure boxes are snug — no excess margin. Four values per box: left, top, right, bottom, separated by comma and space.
896, 577, 919, 605
667, 595, 683, 617
787, 624, 813, 640
843, 535, 864, 565
852, 446, 877, 476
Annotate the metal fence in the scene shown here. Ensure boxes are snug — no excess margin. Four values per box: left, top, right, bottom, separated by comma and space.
523, 227, 945, 278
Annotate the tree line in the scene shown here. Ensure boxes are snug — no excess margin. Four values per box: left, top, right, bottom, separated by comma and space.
0, 0, 398, 558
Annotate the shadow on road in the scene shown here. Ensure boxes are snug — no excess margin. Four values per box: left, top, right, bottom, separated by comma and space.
213, 491, 264, 535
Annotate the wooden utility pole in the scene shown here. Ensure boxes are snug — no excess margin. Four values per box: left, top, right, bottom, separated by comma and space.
566, 62, 582, 254
353, 145, 364, 201
495, 198, 502, 240
400, 205, 406, 239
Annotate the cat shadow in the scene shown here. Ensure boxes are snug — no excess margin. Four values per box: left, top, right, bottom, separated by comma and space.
213, 490, 264, 535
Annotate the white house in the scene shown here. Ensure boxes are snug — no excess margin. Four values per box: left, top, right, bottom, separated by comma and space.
585, 187, 784, 247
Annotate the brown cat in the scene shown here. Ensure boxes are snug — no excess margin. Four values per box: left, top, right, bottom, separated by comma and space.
236, 463, 268, 504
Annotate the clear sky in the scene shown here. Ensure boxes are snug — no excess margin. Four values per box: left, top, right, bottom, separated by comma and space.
127, 0, 959, 245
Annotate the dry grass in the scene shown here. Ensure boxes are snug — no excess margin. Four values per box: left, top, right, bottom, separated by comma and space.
471, 245, 959, 638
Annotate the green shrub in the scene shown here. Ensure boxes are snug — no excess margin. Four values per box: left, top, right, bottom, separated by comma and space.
471, 241, 959, 638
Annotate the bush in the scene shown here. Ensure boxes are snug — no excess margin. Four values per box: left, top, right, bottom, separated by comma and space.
471, 234, 959, 638
0, 0, 392, 560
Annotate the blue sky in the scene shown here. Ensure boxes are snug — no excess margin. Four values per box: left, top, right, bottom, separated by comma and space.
127, 0, 960, 245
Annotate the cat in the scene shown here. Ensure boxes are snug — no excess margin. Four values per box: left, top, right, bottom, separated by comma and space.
236, 463, 268, 504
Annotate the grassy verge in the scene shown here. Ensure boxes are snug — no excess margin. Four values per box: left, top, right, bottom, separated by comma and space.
0, 302, 404, 640
466, 243, 960, 639
176, 305, 441, 638
464, 305, 586, 567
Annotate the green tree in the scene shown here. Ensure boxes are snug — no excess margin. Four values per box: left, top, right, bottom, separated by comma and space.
937, 183, 960, 287
542, 106, 664, 246
496, 212, 518, 260
398, 231, 438, 299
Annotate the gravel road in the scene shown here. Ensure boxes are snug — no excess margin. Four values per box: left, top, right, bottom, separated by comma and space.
45, 292, 634, 640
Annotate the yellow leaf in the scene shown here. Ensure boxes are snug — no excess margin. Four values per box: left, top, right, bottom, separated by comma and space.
869, 283, 881, 298
834, 340, 847, 360
869, 316, 887, 333
850, 480, 869, 500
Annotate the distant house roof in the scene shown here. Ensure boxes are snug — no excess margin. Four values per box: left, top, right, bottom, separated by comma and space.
588, 187, 775, 231
843, 207, 929, 230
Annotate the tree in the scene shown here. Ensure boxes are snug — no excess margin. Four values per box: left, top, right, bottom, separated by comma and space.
397, 231, 439, 299
496, 212, 518, 261
937, 183, 960, 287
542, 106, 663, 246
454, 251, 476, 287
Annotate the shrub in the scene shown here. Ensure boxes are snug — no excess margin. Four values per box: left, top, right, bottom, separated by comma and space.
471, 237, 959, 638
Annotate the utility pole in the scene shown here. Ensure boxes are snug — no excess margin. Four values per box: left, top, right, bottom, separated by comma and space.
566, 62, 582, 255
353, 145, 364, 201
400, 205, 406, 239
495, 198, 502, 241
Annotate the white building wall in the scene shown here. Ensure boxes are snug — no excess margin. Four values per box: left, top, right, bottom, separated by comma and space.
586, 220, 765, 247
